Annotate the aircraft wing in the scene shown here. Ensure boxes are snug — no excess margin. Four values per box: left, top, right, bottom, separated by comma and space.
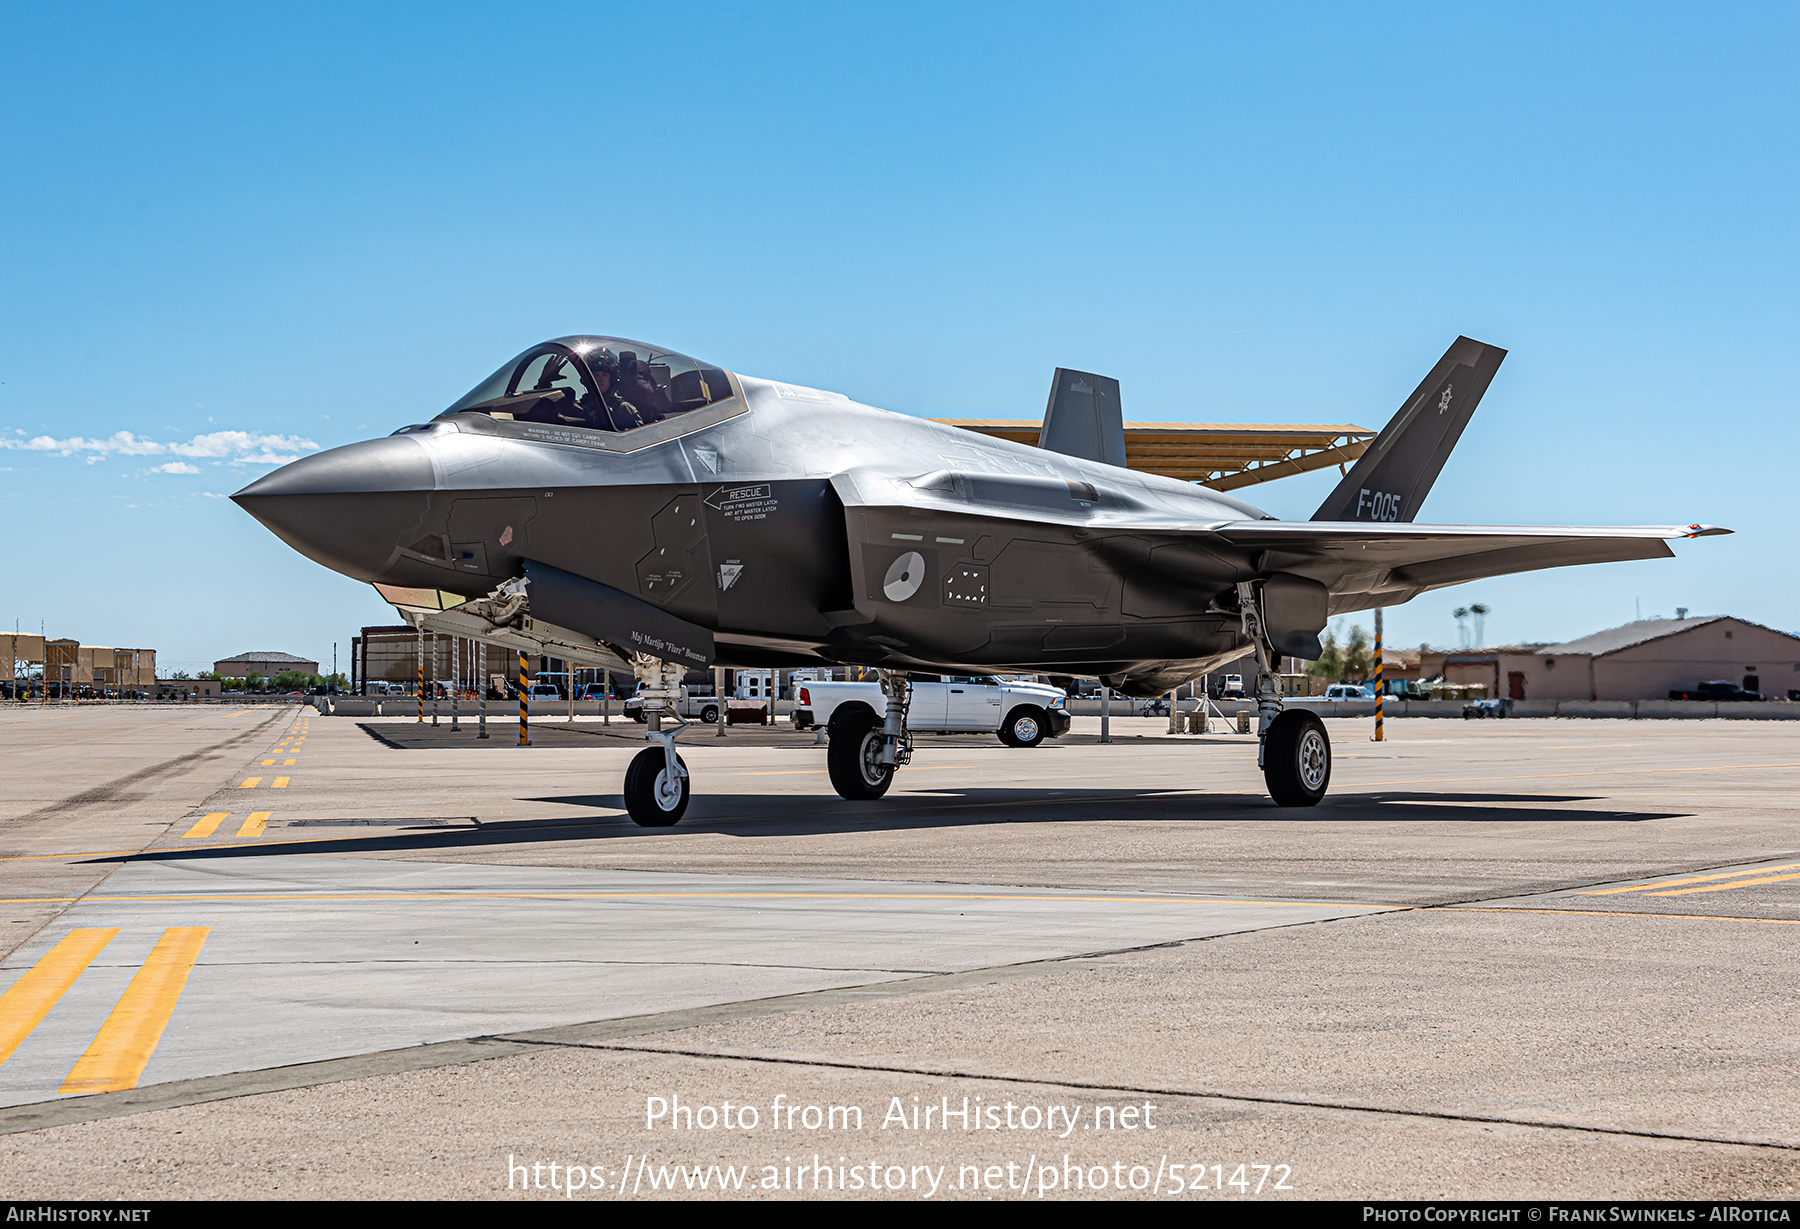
1204, 520, 1730, 612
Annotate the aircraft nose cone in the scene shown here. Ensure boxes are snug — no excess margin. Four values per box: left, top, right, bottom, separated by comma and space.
233, 435, 436, 581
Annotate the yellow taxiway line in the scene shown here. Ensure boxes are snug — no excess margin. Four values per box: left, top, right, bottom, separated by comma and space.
181, 813, 229, 839
1653, 870, 1800, 896
1449, 906, 1800, 927
0, 890, 1398, 910
0, 929, 119, 1066
1582, 862, 1800, 896
60, 927, 211, 1095
1340, 762, 1800, 790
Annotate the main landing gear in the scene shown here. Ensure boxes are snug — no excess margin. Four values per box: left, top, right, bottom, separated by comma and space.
1238, 580, 1331, 807
827, 670, 912, 801
622, 654, 691, 826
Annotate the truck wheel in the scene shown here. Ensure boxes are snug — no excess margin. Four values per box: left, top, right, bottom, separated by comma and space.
623, 747, 688, 826
1262, 710, 1330, 807
828, 709, 893, 800
699, 705, 719, 724
997, 706, 1048, 748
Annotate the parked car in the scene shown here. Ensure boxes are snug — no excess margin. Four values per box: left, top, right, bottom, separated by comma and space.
1463, 697, 1513, 719
1669, 682, 1763, 701
1324, 684, 1375, 700
792, 676, 1070, 747
1219, 674, 1245, 698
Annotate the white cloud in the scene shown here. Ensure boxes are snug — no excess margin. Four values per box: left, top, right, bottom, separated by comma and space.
167, 430, 318, 459
229, 451, 302, 466
150, 461, 202, 474
0, 429, 319, 466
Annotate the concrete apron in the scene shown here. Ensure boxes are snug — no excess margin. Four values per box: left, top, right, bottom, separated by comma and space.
0, 857, 1395, 1109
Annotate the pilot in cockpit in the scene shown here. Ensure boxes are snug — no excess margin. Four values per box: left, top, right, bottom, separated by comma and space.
612, 351, 672, 427
584, 359, 621, 429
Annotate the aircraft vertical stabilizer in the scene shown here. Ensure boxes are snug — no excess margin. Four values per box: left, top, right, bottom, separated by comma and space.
1040, 368, 1126, 467
1312, 337, 1506, 522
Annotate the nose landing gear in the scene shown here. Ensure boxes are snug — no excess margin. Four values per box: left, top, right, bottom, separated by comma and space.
623, 653, 693, 827
623, 745, 689, 825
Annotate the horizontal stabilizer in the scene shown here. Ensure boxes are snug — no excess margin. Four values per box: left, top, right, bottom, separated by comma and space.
1313, 337, 1506, 523
1208, 520, 1728, 603
1040, 368, 1127, 468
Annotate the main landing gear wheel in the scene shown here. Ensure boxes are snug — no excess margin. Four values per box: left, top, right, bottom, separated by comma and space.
1263, 710, 1331, 807
997, 705, 1048, 748
827, 709, 893, 800
623, 747, 689, 826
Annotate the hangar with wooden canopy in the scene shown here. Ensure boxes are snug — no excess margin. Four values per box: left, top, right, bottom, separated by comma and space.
930, 368, 1373, 491
931, 416, 1375, 490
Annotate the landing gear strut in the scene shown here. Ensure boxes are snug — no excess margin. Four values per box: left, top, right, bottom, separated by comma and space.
827, 670, 911, 800
1238, 581, 1331, 807
622, 653, 690, 826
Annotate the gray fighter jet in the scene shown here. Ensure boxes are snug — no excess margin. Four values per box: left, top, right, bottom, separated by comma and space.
234, 335, 1726, 824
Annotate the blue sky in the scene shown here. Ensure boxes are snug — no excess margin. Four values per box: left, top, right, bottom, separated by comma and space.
3, 3, 1794, 672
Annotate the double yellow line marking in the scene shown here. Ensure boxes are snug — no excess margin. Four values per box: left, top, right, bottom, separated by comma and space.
1582, 862, 1800, 898
0, 927, 211, 1095
183, 812, 270, 838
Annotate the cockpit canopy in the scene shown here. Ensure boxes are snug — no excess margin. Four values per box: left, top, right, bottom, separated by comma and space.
444, 336, 734, 433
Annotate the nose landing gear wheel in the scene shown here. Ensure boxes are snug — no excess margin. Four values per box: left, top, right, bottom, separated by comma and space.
1263, 710, 1331, 807
623, 747, 689, 826
827, 709, 894, 800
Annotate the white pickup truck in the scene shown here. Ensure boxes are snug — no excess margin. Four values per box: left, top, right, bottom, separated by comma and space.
792, 676, 1071, 747
622, 684, 722, 724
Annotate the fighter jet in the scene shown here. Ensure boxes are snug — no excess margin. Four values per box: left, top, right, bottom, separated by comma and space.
234, 334, 1726, 824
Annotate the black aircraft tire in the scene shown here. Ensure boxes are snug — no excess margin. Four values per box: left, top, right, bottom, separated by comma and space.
997, 706, 1048, 748
623, 747, 689, 826
827, 710, 894, 800
699, 706, 719, 725
1263, 710, 1331, 807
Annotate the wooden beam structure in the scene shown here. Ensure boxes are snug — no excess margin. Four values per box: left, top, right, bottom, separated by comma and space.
929, 419, 1376, 491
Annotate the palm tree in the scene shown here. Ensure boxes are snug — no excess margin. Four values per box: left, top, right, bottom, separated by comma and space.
1469, 603, 1490, 647
1453, 607, 1471, 649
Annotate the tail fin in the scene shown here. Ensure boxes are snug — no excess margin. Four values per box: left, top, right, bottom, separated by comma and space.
1312, 336, 1506, 522
1040, 368, 1127, 467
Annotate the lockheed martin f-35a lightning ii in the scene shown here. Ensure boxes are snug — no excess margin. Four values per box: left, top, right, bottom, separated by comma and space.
234, 335, 1727, 824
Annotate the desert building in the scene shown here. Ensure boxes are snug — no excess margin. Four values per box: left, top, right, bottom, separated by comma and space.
213, 651, 320, 679
1495, 617, 1798, 702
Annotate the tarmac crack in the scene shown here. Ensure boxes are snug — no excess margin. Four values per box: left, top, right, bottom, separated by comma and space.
541, 1041, 1800, 1155
98, 958, 948, 975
